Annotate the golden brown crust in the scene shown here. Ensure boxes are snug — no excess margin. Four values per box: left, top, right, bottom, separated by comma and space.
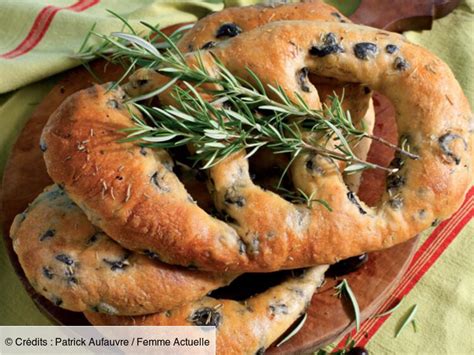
177, 1, 349, 52
42, 22, 473, 272
85, 265, 328, 355
10, 184, 235, 315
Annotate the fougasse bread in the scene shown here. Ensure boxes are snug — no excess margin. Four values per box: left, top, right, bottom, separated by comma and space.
41, 21, 472, 272
10, 184, 236, 315
85, 265, 328, 355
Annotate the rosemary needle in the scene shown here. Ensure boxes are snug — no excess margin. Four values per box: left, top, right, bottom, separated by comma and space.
335, 279, 361, 332
276, 313, 308, 347
395, 304, 418, 338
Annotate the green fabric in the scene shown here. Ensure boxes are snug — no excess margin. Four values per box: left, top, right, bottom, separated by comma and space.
405, 0, 474, 108
0, 1, 472, 354
0, 0, 223, 94
368, 223, 474, 354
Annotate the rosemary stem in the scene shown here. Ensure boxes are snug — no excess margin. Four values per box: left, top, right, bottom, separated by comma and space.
365, 133, 420, 160
300, 141, 396, 174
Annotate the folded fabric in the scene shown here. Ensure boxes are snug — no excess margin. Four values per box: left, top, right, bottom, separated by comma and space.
0, 0, 223, 94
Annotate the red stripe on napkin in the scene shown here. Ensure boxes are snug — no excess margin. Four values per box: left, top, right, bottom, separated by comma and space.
0, 0, 100, 59
336, 186, 473, 349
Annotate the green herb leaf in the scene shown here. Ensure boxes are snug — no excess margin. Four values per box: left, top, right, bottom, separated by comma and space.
276, 313, 308, 347
335, 279, 361, 332
395, 304, 418, 338
373, 298, 403, 318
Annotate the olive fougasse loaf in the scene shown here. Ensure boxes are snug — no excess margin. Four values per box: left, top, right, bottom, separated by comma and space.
41, 20, 473, 272
8, 0, 473, 353
10, 184, 236, 315
85, 265, 328, 354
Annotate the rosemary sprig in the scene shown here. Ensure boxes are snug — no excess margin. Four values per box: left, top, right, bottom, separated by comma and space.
277, 187, 333, 211
276, 313, 308, 347
373, 298, 404, 318
395, 304, 418, 338
77, 13, 193, 62
335, 279, 361, 332
78, 15, 419, 177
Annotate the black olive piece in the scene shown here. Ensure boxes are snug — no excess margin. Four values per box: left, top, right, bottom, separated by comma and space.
136, 79, 149, 87
305, 158, 324, 175
255, 347, 265, 355
67, 276, 78, 285
363, 86, 371, 94
431, 219, 440, 227
269, 303, 289, 315
386, 174, 405, 191
216, 23, 242, 38
201, 41, 216, 50
86, 233, 99, 245
139, 146, 148, 156
353, 42, 378, 60
297, 67, 311, 93
189, 307, 221, 327
150, 171, 169, 191
309, 42, 344, 57
55, 254, 74, 266
347, 347, 369, 355
103, 253, 130, 271
39, 140, 47, 152
389, 198, 403, 209
331, 12, 342, 19
393, 56, 409, 71
438, 133, 467, 165
324, 32, 338, 46
385, 44, 398, 54
347, 191, 367, 215
309, 33, 344, 57
224, 188, 246, 207
42, 266, 54, 280
326, 254, 368, 277
107, 99, 119, 109
40, 229, 55, 241
143, 249, 161, 260
53, 297, 63, 306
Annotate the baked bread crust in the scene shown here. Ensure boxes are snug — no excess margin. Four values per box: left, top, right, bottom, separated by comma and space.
10, 184, 235, 315
85, 265, 328, 354
177, 1, 349, 52
42, 22, 472, 272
